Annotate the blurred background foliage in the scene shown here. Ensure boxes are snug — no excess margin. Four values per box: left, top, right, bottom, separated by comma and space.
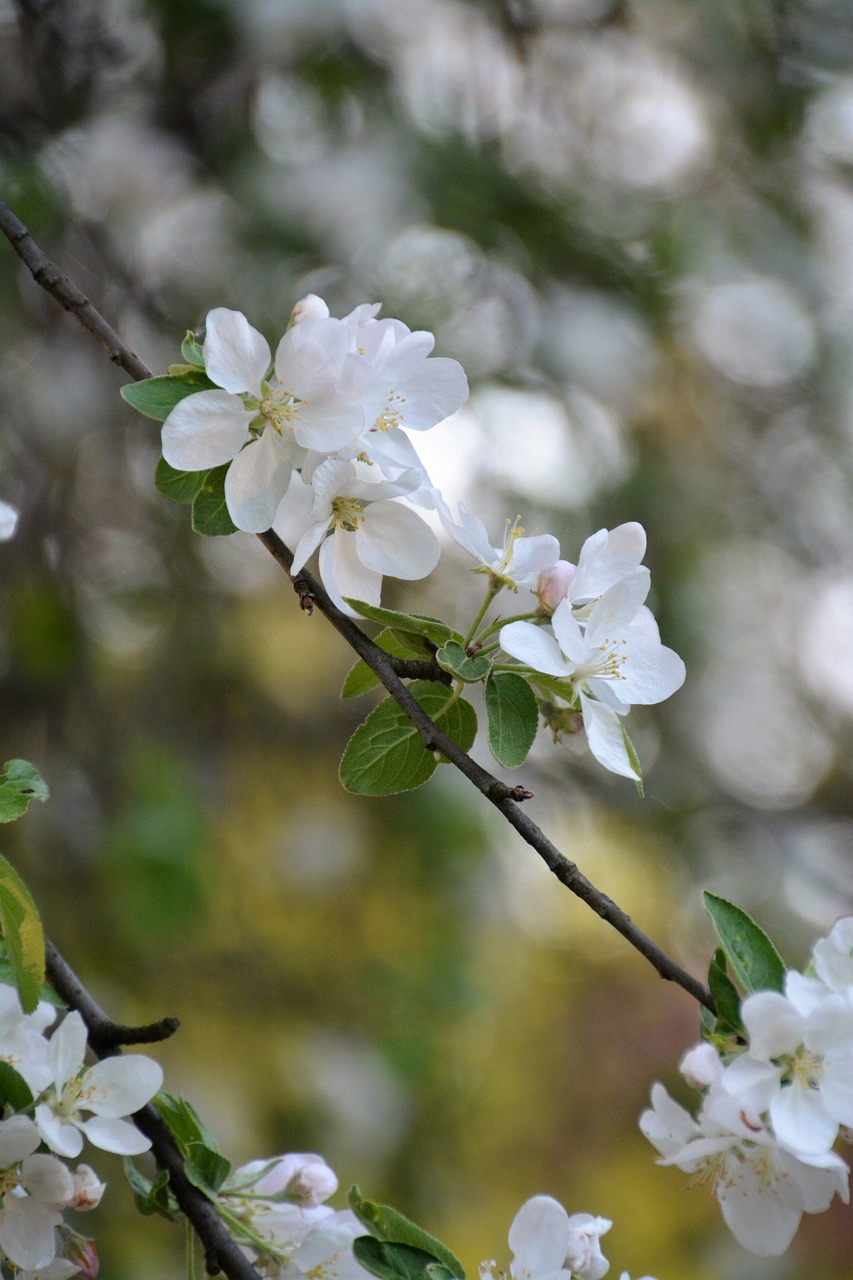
2, 0, 853, 1276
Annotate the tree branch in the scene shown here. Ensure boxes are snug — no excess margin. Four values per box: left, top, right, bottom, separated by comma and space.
0, 198, 714, 1014
44, 940, 263, 1280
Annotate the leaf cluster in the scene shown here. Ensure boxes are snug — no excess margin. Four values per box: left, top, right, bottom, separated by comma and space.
349, 1187, 464, 1280
701, 892, 786, 1042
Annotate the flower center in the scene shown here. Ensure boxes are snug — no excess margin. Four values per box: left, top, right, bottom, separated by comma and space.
330, 497, 366, 532
248, 382, 306, 438
373, 391, 407, 433
780, 1043, 824, 1091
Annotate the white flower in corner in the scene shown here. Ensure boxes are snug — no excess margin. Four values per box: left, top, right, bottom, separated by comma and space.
161, 307, 363, 532
34, 1012, 163, 1158
274, 460, 440, 616
0, 501, 18, 541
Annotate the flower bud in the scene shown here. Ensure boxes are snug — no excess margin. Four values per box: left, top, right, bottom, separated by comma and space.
536, 560, 576, 613
239, 1153, 338, 1205
69, 1164, 107, 1211
290, 294, 330, 326
679, 1041, 723, 1090
66, 1237, 100, 1279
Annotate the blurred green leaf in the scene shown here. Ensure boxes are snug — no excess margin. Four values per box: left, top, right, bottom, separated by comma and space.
181, 332, 206, 367
707, 948, 744, 1034
0, 760, 48, 824
0, 1061, 33, 1112
0, 853, 45, 1013
342, 629, 414, 698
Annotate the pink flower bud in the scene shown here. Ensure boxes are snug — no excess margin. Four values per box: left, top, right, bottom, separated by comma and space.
69, 1164, 107, 1211
240, 1153, 338, 1205
66, 1238, 100, 1279
536, 560, 576, 613
290, 294, 330, 325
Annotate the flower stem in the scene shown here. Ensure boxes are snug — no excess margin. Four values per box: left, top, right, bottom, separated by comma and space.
463, 581, 502, 648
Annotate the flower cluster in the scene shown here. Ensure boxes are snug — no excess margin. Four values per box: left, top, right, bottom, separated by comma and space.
217, 1151, 364, 1280
498, 524, 685, 780
640, 916, 853, 1256
150, 298, 686, 783
0, 986, 163, 1277
162, 299, 468, 616
480, 1195, 656, 1280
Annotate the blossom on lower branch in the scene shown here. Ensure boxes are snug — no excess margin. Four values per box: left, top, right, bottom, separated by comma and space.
481, 1194, 654, 1280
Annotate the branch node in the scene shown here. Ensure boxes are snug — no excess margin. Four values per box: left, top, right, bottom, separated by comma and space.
293, 577, 315, 615
92, 1015, 181, 1052
205, 1249, 224, 1275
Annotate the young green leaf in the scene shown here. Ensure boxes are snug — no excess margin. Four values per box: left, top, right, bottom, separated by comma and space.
181, 332, 206, 367
707, 947, 744, 1034
123, 1159, 180, 1220
344, 601, 463, 647
341, 630, 415, 699
349, 1187, 464, 1279
484, 671, 539, 767
622, 726, 644, 798
435, 641, 490, 683
157, 1093, 222, 1153
121, 371, 216, 421
0, 759, 49, 824
340, 683, 476, 796
183, 1142, 232, 1196
354, 1239, 453, 1280
703, 892, 785, 994
155, 458, 207, 506
0, 853, 45, 1014
192, 466, 238, 537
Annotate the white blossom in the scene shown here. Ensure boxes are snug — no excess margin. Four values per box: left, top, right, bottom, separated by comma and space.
440, 502, 560, 592
274, 461, 439, 615
34, 1012, 163, 1158
500, 575, 685, 778
0, 501, 19, 541
0, 1116, 73, 1272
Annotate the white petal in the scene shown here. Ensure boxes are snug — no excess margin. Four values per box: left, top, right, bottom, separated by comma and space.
76, 1114, 152, 1155
608, 634, 686, 706
392, 357, 469, 430
162, 391, 253, 470
203, 308, 270, 396
49, 1012, 86, 1092
584, 571, 651, 641
580, 694, 638, 779
356, 504, 440, 581
85, 1053, 163, 1117
439, 501, 496, 565
551, 600, 589, 665
21, 1153, 74, 1206
500, 621, 574, 678
273, 471, 316, 549
274, 318, 348, 397
0, 500, 19, 540
319, 534, 381, 617
0, 1197, 60, 1270
0, 1116, 40, 1166
770, 1084, 837, 1156
717, 1162, 802, 1257
225, 428, 299, 532
507, 535, 560, 587
508, 1196, 571, 1277
34, 1106, 83, 1159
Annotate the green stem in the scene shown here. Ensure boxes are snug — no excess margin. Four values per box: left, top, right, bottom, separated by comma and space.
476, 610, 542, 645
463, 580, 502, 648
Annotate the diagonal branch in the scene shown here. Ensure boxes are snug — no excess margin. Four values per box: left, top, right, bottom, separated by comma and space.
44, 940, 264, 1280
0, 198, 714, 1013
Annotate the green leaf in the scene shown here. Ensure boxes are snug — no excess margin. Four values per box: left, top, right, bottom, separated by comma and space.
484, 671, 539, 767
181, 332, 206, 367
184, 1142, 232, 1196
121, 371, 216, 421
340, 683, 477, 796
435, 641, 490, 683
123, 1160, 180, 1220
0, 853, 45, 1014
703, 892, 785, 994
0, 760, 49, 824
354, 1240, 455, 1280
192, 466, 238, 537
344, 601, 462, 647
154, 458, 207, 505
349, 1187, 464, 1279
157, 1093, 222, 1154
707, 948, 744, 1033
0, 1061, 33, 1112
341, 630, 414, 698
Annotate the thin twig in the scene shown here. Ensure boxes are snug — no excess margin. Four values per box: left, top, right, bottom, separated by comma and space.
0, 199, 714, 1013
44, 941, 263, 1280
